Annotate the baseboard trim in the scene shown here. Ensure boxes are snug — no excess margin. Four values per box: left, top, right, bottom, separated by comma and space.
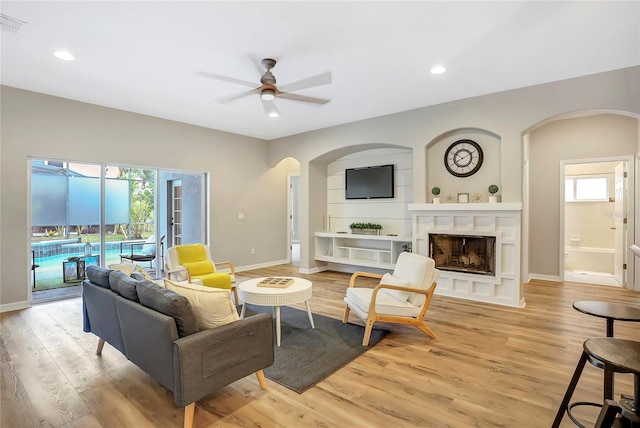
0, 300, 30, 313
235, 259, 290, 273
528, 274, 561, 283
299, 266, 327, 274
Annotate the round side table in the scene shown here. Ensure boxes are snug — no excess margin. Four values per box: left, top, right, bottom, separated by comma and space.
238, 277, 315, 346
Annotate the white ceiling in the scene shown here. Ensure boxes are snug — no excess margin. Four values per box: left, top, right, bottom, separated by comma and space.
1, 1, 638, 141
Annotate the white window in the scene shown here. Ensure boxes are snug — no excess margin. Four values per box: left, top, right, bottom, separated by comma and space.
565, 176, 609, 202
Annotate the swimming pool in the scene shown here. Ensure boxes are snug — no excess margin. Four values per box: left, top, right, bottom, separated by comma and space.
35, 249, 123, 269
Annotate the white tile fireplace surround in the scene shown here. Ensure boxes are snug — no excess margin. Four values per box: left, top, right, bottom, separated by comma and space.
408, 203, 524, 308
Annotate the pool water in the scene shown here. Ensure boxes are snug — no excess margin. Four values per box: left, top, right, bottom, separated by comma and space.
35, 250, 123, 270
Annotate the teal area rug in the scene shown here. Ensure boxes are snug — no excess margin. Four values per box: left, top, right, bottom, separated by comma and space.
242, 304, 389, 393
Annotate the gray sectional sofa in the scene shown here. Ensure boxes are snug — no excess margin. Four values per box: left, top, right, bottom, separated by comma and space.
82, 265, 274, 428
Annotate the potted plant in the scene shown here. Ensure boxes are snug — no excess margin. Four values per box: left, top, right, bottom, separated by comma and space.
431, 186, 441, 204
349, 222, 383, 235
488, 184, 499, 203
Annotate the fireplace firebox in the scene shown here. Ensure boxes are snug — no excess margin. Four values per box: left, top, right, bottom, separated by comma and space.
429, 233, 496, 276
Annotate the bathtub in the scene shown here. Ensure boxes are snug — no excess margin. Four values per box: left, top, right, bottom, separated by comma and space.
564, 246, 614, 275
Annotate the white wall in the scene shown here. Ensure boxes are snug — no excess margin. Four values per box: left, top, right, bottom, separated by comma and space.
0, 86, 295, 311
564, 162, 618, 250
326, 148, 413, 236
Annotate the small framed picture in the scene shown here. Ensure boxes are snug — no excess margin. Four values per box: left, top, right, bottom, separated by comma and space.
457, 193, 469, 203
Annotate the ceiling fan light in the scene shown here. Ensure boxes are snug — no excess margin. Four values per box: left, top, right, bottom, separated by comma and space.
261, 89, 275, 101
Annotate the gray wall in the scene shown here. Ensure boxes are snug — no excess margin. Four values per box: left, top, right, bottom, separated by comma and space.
2, 66, 639, 310
0, 86, 294, 311
528, 114, 637, 276
267, 66, 640, 278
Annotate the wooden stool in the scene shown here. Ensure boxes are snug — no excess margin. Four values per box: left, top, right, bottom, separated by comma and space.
552, 338, 640, 428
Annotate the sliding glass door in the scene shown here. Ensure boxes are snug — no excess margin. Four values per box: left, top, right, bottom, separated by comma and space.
30, 159, 206, 294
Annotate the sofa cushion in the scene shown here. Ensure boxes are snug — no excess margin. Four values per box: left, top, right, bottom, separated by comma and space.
164, 279, 239, 329
86, 265, 112, 289
140, 235, 157, 256
378, 273, 411, 302
345, 287, 421, 318
109, 270, 140, 302
136, 281, 199, 337
183, 260, 215, 276
192, 272, 231, 289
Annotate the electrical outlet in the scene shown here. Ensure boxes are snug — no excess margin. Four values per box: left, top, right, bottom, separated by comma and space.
251, 248, 255, 254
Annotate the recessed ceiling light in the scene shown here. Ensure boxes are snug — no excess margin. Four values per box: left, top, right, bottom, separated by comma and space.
430, 65, 446, 75
54, 50, 74, 61
268, 111, 280, 118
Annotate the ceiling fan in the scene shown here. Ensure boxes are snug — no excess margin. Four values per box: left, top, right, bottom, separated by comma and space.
196, 58, 331, 117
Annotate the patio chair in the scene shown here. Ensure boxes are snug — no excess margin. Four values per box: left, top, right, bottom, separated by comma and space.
120, 235, 165, 268
343, 252, 440, 345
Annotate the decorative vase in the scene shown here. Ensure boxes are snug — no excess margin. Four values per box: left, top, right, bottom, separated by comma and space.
433, 197, 440, 204
489, 196, 498, 203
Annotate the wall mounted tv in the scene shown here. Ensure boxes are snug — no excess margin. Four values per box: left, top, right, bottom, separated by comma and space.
345, 164, 395, 200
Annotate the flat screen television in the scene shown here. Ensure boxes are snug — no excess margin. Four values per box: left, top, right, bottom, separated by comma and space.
345, 164, 394, 200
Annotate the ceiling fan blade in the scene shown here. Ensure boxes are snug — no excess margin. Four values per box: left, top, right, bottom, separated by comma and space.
278, 71, 332, 93
216, 88, 258, 104
261, 99, 280, 117
194, 71, 257, 88
278, 92, 331, 105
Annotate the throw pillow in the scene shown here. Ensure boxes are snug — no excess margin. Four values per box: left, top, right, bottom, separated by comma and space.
136, 280, 199, 337
133, 264, 154, 281
164, 279, 239, 329
378, 273, 411, 302
140, 236, 156, 256
108, 261, 136, 276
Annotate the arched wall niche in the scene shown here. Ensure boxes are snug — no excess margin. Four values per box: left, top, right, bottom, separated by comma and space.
523, 109, 639, 290
425, 127, 502, 203
297, 142, 412, 272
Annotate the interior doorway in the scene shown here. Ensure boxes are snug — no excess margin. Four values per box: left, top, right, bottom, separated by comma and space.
561, 159, 631, 287
288, 174, 300, 265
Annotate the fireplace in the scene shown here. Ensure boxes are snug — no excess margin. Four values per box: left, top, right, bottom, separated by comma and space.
409, 203, 523, 307
429, 233, 496, 276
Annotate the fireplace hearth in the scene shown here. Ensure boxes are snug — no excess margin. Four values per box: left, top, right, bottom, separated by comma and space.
429, 233, 496, 276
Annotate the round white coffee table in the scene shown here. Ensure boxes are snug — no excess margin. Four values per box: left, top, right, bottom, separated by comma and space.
238, 277, 315, 346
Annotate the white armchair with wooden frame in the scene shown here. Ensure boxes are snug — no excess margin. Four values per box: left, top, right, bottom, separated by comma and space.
343, 252, 439, 346
165, 244, 239, 304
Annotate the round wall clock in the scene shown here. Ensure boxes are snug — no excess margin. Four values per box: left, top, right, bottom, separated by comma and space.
444, 139, 484, 177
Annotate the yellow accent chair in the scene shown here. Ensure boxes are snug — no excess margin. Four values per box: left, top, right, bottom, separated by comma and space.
343, 252, 440, 346
165, 244, 239, 303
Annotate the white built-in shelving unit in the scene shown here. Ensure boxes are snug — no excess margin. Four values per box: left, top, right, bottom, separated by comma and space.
315, 232, 412, 270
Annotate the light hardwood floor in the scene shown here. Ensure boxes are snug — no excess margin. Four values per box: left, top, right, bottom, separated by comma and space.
2, 264, 639, 427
